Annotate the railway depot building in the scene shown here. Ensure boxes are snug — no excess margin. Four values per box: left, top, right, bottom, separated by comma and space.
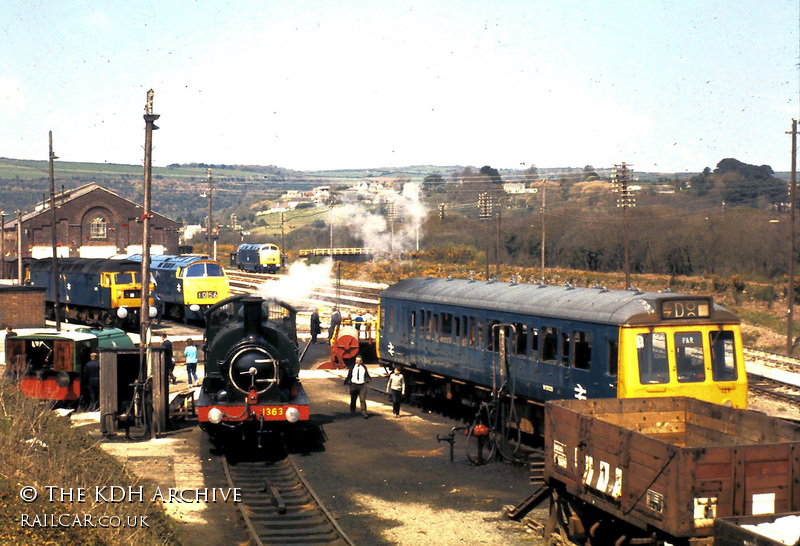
0, 183, 181, 262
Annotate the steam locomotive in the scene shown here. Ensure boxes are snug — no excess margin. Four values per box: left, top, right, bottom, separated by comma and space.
197, 294, 310, 446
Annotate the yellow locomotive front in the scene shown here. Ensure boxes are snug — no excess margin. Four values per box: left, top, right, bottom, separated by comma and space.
104, 270, 156, 321
616, 297, 748, 408
180, 260, 231, 319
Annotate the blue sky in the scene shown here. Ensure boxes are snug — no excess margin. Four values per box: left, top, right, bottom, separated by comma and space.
1, 0, 797, 173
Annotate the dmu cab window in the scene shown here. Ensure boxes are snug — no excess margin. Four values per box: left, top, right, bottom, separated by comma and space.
637, 332, 669, 384
710, 331, 738, 381
675, 332, 705, 383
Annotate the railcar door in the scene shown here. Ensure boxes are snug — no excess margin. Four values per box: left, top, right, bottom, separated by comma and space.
560, 325, 617, 401
436, 310, 461, 376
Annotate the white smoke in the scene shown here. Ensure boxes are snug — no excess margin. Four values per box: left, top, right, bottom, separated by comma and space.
256, 258, 334, 307
331, 182, 428, 256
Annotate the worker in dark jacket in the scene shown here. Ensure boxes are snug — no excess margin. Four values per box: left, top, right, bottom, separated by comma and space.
310, 309, 321, 344
83, 353, 100, 411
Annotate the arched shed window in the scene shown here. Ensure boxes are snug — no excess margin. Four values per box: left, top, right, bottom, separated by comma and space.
90, 216, 107, 239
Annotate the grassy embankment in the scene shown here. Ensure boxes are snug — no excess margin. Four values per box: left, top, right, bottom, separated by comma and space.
0, 384, 179, 545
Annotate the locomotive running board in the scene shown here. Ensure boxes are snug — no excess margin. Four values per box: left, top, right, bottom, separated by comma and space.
504, 484, 551, 521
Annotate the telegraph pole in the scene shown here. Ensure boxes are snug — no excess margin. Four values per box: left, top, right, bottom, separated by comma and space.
16, 210, 22, 284
788, 119, 797, 355
280, 212, 286, 254
0, 212, 5, 279
387, 202, 398, 259
478, 193, 492, 280
540, 184, 546, 280
612, 162, 635, 288
206, 169, 213, 257
140, 89, 159, 375
48, 131, 61, 329
495, 202, 502, 278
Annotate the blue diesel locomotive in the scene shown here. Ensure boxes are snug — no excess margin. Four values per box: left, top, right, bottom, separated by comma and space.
27, 257, 155, 329
235, 243, 285, 273
377, 277, 748, 437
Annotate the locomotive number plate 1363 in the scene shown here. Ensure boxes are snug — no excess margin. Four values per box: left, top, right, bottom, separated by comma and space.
659, 299, 711, 320
261, 407, 285, 417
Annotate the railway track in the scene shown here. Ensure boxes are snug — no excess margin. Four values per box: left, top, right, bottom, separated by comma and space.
223, 454, 353, 546
744, 347, 800, 374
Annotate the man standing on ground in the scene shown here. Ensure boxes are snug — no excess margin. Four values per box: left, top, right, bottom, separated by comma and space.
161, 333, 176, 384
345, 355, 370, 418
184, 338, 199, 387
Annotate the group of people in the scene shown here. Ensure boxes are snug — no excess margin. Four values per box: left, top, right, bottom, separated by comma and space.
159, 334, 199, 387
309, 308, 375, 344
344, 355, 406, 419
78, 334, 200, 412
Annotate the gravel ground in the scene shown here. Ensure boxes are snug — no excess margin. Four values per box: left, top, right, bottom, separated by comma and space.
293, 363, 547, 545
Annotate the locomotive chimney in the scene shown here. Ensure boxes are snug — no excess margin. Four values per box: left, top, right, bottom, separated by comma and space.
241, 296, 264, 336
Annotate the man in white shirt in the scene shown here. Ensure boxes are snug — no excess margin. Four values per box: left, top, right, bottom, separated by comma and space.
345, 355, 371, 418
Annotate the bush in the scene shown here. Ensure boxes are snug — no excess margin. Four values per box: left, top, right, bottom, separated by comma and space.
0, 384, 178, 545
751, 284, 777, 306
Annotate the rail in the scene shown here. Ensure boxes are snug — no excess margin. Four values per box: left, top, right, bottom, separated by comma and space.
223, 455, 353, 546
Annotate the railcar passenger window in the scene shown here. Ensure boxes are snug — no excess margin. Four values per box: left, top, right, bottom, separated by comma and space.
710, 331, 738, 381
530, 328, 539, 360
438, 313, 451, 343
560, 332, 571, 366
388, 305, 395, 333
419, 310, 426, 337
477, 322, 484, 350
426, 311, 432, 339
432, 314, 440, 340
637, 332, 669, 384
515, 324, 528, 357
409, 311, 416, 333
453, 316, 460, 345
488, 320, 501, 351
542, 327, 558, 363
608, 340, 618, 377
573, 331, 592, 370
466, 317, 475, 347
675, 332, 705, 383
